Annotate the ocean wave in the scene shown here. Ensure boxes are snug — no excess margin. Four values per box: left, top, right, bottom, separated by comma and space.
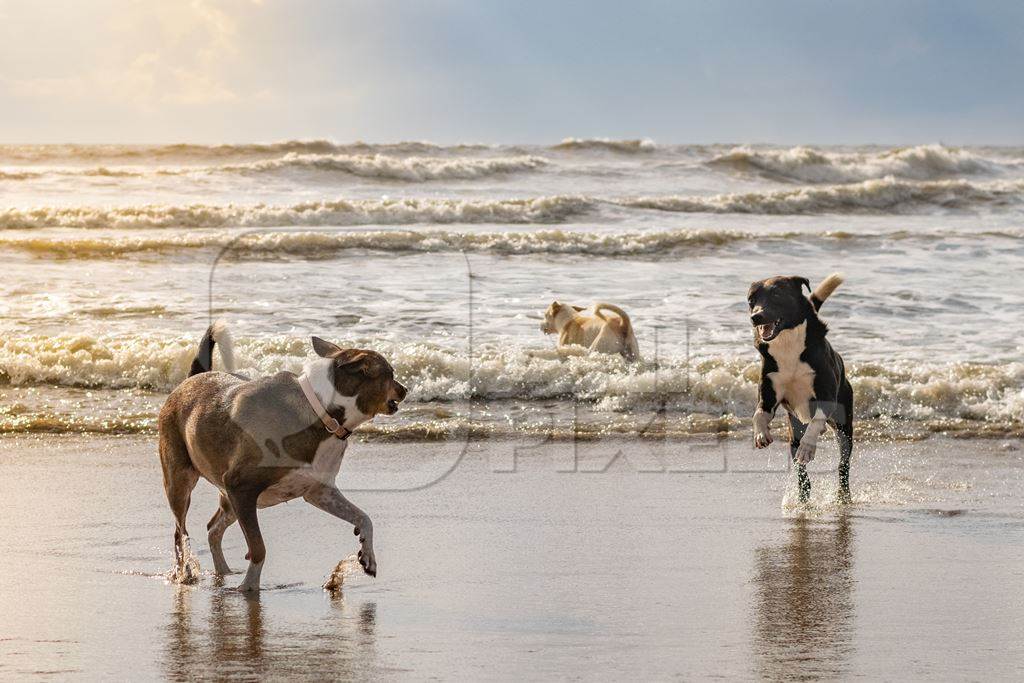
1, 334, 1020, 437
622, 178, 1023, 214
0, 227, 757, 258
4, 226, 1021, 259
0, 196, 592, 231
4, 178, 1018, 234
0, 154, 549, 182
707, 144, 1011, 183
199, 153, 549, 181
0, 140, 496, 162
551, 138, 656, 153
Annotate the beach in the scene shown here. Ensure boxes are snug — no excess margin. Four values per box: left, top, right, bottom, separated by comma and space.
2, 139, 1023, 678
1, 434, 1022, 679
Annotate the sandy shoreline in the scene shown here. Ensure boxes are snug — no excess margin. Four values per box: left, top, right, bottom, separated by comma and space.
1, 433, 1022, 679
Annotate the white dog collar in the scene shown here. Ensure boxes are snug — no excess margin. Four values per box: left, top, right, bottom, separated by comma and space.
298, 375, 352, 440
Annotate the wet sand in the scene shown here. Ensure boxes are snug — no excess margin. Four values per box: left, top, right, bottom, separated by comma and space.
0, 434, 1022, 680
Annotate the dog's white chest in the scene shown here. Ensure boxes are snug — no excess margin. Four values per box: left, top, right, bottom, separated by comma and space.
256, 437, 347, 508
766, 323, 816, 423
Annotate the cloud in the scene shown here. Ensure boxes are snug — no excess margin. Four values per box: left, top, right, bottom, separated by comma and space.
3, 0, 258, 109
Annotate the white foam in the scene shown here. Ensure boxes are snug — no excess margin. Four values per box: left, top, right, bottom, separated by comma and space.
552, 138, 656, 153
708, 144, 1006, 183
1, 334, 1021, 436
0, 195, 592, 230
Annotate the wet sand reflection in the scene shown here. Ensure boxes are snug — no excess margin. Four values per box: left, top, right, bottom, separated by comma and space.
752, 514, 855, 681
162, 580, 380, 680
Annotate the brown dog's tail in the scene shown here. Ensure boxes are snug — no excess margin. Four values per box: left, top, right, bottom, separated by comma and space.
188, 321, 236, 376
810, 273, 844, 311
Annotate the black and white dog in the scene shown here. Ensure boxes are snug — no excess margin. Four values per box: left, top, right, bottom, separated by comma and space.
748, 274, 853, 503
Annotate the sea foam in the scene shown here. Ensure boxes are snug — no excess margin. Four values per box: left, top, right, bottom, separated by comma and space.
1, 334, 1020, 437
707, 144, 1009, 183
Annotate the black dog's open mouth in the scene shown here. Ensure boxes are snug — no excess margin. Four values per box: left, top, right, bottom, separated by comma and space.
757, 320, 780, 341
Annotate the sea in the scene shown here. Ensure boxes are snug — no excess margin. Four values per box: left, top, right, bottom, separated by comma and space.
2, 139, 1022, 441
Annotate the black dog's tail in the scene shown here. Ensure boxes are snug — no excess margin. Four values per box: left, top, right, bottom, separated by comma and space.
188, 321, 236, 376
810, 273, 844, 312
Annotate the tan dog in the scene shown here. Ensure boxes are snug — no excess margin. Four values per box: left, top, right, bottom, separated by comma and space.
540, 302, 640, 361
158, 322, 407, 592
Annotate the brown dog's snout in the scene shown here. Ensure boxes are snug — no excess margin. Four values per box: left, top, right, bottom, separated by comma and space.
385, 380, 407, 414
750, 309, 767, 325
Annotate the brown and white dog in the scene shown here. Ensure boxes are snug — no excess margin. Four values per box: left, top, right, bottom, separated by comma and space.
158, 322, 407, 592
540, 302, 640, 361
748, 274, 853, 503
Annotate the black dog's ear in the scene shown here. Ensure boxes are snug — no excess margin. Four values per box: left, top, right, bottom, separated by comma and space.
793, 276, 811, 293
311, 336, 342, 358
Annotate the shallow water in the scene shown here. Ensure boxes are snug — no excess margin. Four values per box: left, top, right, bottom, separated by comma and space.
0, 435, 1021, 679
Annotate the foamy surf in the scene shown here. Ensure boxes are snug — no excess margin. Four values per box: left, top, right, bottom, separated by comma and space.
3, 180, 1019, 234
551, 138, 657, 153
621, 178, 1023, 214
707, 144, 1011, 183
0, 196, 593, 230
0, 154, 550, 182
5, 226, 1021, 259
0, 139, 498, 162
1, 334, 1021, 438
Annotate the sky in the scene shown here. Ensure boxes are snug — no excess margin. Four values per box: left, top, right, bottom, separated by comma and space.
1, 0, 1022, 145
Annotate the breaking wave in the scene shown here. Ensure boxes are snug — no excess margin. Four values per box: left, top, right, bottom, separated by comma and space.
622, 178, 1023, 214
207, 153, 548, 181
707, 144, 1014, 183
0, 140, 496, 163
4, 178, 1020, 235
1, 334, 1020, 438
0, 154, 549, 182
5, 226, 1022, 259
0, 196, 592, 230
551, 138, 656, 153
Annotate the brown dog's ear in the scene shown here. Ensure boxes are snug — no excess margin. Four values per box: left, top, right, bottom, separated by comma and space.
335, 350, 383, 377
572, 305, 586, 312
312, 336, 342, 358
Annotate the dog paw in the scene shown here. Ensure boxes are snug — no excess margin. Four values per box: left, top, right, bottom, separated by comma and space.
357, 547, 377, 577
795, 441, 817, 464
754, 430, 773, 449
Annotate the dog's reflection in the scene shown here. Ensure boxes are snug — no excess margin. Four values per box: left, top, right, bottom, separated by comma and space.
162, 580, 379, 679
752, 514, 855, 681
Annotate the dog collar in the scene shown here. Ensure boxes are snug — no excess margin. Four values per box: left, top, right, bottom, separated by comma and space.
298, 375, 352, 440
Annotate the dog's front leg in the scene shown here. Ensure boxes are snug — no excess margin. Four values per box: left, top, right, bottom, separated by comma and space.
795, 406, 828, 465
753, 376, 777, 449
304, 484, 376, 577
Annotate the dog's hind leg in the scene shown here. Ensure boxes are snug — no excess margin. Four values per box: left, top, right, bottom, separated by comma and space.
588, 321, 626, 357
836, 422, 853, 505
836, 381, 854, 504
160, 433, 201, 584
226, 488, 265, 592
206, 494, 237, 575
788, 414, 811, 503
